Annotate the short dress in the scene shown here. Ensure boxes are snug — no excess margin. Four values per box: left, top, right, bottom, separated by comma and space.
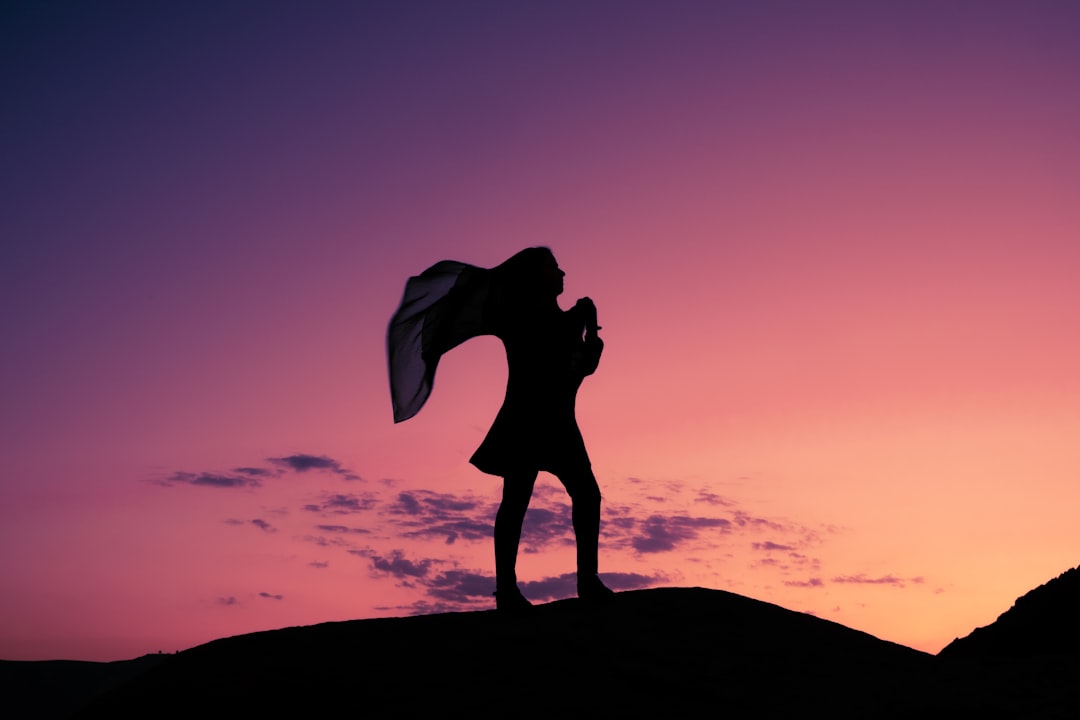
470, 307, 602, 478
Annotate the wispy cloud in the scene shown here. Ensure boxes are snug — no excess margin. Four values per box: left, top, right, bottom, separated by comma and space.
217, 596, 239, 606
153, 452, 359, 490
157, 471, 262, 489
369, 550, 436, 579
314, 524, 370, 534
224, 517, 277, 532
258, 592, 284, 600
752, 541, 795, 552
302, 534, 356, 549
731, 511, 789, 532
788, 552, 820, 567
831, 574, 925, 588
303, 493, 378, 514
173, 457, 849, 616
603, 571, 667, 591
425, 570, 496, 603
518, 506, 573, 550
389, 490, 479, 516
377, 564, 667, 614
384, 490, 498, 545
234, 467, 275, 478
626, 514, 732, 554
593, 478, 829, 565
269, 454, 361, 481
521, 571, 665, 601
695, 491, 736, 506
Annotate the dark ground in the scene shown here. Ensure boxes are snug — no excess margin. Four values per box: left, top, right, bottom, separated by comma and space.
4, 586, 1079, 718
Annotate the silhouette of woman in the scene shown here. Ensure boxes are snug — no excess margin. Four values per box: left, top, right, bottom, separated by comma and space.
388, 247, 613, 611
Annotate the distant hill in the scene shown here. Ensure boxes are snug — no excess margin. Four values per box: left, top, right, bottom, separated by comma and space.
6, 586, 1080, 717
940, 565, 1080, 659
0, 654, 165, 719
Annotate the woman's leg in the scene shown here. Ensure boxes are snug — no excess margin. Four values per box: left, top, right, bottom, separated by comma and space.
554, 466, 612, 601
494, 470, 537, 593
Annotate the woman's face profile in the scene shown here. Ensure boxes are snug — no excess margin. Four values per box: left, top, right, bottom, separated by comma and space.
539, 253, 565, 297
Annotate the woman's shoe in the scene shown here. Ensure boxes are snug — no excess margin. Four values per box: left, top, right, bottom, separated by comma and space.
494, 586, 533, 613
577, 574, 615, 605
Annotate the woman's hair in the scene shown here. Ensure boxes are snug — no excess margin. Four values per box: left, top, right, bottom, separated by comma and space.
496, 245, 556, 293
482, 246, 557, 327
498, 246, 555, 279
388, 247, 559, 421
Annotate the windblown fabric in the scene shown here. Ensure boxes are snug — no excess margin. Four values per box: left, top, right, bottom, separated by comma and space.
387, 260, 492, 422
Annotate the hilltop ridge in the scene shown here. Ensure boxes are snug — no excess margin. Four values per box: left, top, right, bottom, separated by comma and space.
78, 587, 931, 717
940, 565, 1080, 659
6, 584, 1079, 717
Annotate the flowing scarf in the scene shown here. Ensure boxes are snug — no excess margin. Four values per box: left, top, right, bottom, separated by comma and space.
387, 260, 494, 422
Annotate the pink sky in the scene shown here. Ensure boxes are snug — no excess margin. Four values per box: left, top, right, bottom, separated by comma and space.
2, 1, 1080, 660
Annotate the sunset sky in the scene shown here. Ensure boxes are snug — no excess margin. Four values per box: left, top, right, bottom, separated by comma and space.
3, 1, 1080, 661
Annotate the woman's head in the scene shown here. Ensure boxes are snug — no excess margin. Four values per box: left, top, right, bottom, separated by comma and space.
497, 247, 564, 300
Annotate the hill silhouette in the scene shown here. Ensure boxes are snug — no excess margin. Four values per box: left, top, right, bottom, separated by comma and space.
940, 565, 1080, 659
0, 654, 165, 719
77, 587, 935, 717
6, 585, 1080, 717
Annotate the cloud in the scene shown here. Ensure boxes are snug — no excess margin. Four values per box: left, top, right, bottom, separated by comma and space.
425, 570, 496, 603
303, 493, 378, 514
269, 454, 360, 481
384, 490, 497, 545
309, 561, 329, 569
788, 552, 820, 567
400, 599, 479, 615
784, 578, 825, 588
224, 517, 277, 532
234, 467, 274, 477
695, 491, 735, 506
519, 506, 574, 549
594, 477, 832, 572
629, 514, 732, 554
752, 541, 794, 552
388, 490, 482, 517
258, 592, 284, 600
391, 492, 422, 516
386, 568, 666, 613
302, 534, 355, 548
731, 511, 788, 532
314, 524, 370, 534
831, 573, 925, 588
217, 596, 239, 606
407, 518, 493, 545
518, 573, 576, 600
158, 471, 261, 489
602, 571, 667, 591
154, 451, 359, 491
520, 571, 665, 601
370, 550, 435, 579
361, 546, 665, 612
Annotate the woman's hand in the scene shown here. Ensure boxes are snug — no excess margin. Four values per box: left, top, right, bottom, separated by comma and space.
574, 297, 599, 335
